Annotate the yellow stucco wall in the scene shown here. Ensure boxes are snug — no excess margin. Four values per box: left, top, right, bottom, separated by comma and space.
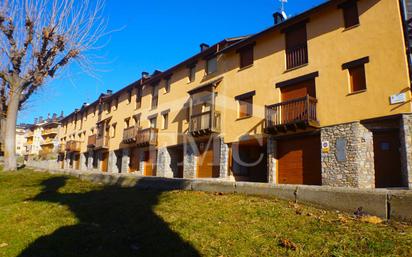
58, 0, 411, 151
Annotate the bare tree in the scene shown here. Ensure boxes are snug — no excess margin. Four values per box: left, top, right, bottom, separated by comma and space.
0, 0, 107, 171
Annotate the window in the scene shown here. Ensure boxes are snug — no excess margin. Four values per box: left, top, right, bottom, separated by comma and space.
124, 118, 130, 128
349, 65, 366, 92
127, 90, 132, 104
238, 45, 254, 69
149, 117, 157, 129
235, 91, 255, 119
136, 87, 142, 109
151, 85, 158, 109
340, 0, 359, 29
164, 77, 171, 93
206, 57, 217, 75
285, 23, 308, 70
133, 114, 141, 127
188, 64, 196, 82
113, 98, 118, 111
162, 112, 169, 129
111, 123, 117, 138
342, 57, 369, 93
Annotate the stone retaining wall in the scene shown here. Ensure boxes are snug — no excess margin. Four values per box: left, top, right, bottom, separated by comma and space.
29, 166, 412, 223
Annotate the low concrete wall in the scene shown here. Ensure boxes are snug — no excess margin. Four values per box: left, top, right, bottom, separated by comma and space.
28, 166, 412, 223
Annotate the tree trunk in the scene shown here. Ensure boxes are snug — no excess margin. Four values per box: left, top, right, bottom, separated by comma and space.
3, 87, 21, 171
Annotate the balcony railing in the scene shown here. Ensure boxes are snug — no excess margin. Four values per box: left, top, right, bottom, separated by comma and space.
42, 128, 58, 136
123, 126, 138, 144
65, 140, 81, 152
265, 95, 319, 133
286, 44, 308, 70
136, 128, 158, 146
41, 139, 55, 146
87, 135, 97, 148
189, 111, 221, 136
95, 135, 109, 149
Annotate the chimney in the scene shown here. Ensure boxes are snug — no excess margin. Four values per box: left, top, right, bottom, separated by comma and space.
39, 116, 43, 123
106, 90, 112, 95
142, 72, 150, 79
34, 117, 38, 124
47, 113, 50, 121
273, 12, 285, 25
52, 113, 57, 121
60, 111, 64, 118
200, 43, 210, 52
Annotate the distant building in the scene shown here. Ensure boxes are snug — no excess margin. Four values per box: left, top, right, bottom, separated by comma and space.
16, 125, 30, 156
25, 113, 64, 158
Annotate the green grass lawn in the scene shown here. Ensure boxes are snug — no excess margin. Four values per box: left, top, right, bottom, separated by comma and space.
0, 169, 411, 257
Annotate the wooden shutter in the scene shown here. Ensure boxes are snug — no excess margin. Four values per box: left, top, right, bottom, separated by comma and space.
239, 46, 254, 68
349, 65, 366, 92
343, 1, 359, 28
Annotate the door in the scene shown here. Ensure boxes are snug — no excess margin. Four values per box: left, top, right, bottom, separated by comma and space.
74, 154, 80, 170
144, 150, 157, 176
129, 147, 140, 173
373, 130, 403, 188
101, 151, 109, 172
280, 79, 316, 124
231, 140, 268, 182
197, 143, 219, 178
278, 135, 321, 185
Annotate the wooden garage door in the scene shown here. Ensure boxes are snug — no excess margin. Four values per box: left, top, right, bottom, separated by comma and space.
129, 147, 140, 173
278, 135, 321, 185
144, 150, 157, 176
101, 151, 109, 172
197, 145, 219, 178
373, 130, 403, 188
74, 154, 80, 170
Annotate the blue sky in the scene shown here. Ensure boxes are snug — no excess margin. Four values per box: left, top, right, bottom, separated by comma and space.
18, 0, 325, 124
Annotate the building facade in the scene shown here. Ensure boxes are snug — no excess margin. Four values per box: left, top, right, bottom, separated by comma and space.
54, 0, 412, 189
25, 114, 63, 158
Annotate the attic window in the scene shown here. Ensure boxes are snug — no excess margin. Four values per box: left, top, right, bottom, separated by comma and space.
339, 0, 360, 29
238, 44, 254, 69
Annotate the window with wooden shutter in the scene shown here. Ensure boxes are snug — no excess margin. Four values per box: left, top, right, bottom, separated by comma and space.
188, 65, 196, 82
151, 85, 158, 109
342, 57, 369, 93
206, 57, 217, 74
349, 65, 366, 92
341, 1, 359, 28
239, 45, 254, 69
236, 91, 255, 119
285, 23, 308, 70
135, 87, 142, 109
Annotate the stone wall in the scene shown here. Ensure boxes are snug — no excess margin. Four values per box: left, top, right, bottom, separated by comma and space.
267, 137, 277, 184
157, 147, 174, 178
218, 137, 229, 179
121, 148, 130, 174
321, 122, 375, 189
183, 139, 197, 179
400, 114, 412, 189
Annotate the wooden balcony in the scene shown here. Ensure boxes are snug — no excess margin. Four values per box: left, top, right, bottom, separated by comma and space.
123, 126, 138, 144
42, 128, 58, 136
65, 140, 81, 152
189, 111, 221, 136
87, 135, 97, 148
265, 95, 319, 134
286, 44, 308, 70
41, 139, 54, 146
136, 128, 158, 146
95, 136, 109, 149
